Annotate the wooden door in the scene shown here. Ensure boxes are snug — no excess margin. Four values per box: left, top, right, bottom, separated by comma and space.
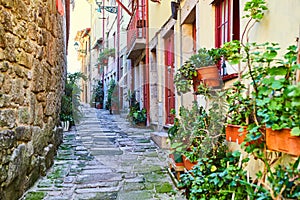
164, 31, 175, 124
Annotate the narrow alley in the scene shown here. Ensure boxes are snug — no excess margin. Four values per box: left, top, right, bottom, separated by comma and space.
21, 105, 185, 200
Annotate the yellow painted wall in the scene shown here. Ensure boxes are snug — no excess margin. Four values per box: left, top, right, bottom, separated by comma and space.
197, 0, 215, 48
148, 1, 172, 41
240, 0, 300, 54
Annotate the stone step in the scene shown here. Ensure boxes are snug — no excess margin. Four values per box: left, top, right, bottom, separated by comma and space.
90, 147, 123, 155
76, 173, 123, 184
150, 132, 170, 149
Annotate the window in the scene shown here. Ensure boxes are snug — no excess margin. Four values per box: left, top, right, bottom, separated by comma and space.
192, 20, 197, 53
113, 32, 116, 49
214, 0, 240, 79
215, 0, 239, 47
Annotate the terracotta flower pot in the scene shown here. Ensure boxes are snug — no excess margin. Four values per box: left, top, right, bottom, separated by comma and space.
96, 103, 103, 109
225, 124, 248, 144
169, 153, 184, 181
266, 128, 300, 156
193, 65, 221, 92
102, 59, 108, 64
182, 155, 198, 171
169, 153, 184, 166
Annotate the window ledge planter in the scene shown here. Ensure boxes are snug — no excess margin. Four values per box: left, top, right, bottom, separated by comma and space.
266, 128, 300, 156
168, 153, 184, 180
225, 124, 248, 144
193, 65, 221, 91
169, 153, 184, 167
182, 155, 198, 171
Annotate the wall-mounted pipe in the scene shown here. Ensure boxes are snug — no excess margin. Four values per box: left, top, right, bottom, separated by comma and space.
145, 0, 150, 125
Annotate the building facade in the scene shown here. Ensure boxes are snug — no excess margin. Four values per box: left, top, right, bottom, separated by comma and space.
75, 28, 92, 104
80, 0, 300, 131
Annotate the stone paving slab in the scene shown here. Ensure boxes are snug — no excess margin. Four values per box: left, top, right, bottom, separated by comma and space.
20, 105, 186, 200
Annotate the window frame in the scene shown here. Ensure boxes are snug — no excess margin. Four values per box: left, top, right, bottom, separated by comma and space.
214, 0, 240, 80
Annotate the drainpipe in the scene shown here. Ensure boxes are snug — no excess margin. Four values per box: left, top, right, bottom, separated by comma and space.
145, 0, 150, 126
102, 0, 105, 47
178, 1, 183, 107
117, 4, 121, 112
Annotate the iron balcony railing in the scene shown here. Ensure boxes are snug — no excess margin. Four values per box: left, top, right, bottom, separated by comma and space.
127, 0, 146, 52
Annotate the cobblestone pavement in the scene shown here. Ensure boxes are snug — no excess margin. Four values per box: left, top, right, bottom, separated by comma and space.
21, 105, 186, 200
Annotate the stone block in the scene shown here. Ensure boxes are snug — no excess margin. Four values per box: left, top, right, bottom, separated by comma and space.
20, 40, 34, 54
44, 144, 55, 168
0, 62, 9, 72
7, 144, 28, 184
12, 78, 25, 105
27, 22, 37, 41
2, 76, 11, 93
45, 92, 56, 116
16, 51, 33, 68
15, 126, 32, 141
0, 94, 11, 108
18, 107, 30, 124
14, 21, 27, 40
0, 9, 12, 31
0, 163, 8, 183
0, 73, 4, 88
150, 132, 170, 149
0, 130, 16, 149
0, 109, 16, 128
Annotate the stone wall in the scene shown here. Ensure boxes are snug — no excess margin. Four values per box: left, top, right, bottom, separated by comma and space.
0, 0, 66, 199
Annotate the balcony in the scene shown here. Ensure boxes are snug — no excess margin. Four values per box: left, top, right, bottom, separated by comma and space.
127, 0, 146, 60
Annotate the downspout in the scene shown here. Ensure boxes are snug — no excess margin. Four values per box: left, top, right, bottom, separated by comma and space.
102, 0, 105, 107
117, 4, 121, 111
145, 0, 150, 126
89, 4, 92, 105
178, 1, 183, 107
102, 0, 105, 47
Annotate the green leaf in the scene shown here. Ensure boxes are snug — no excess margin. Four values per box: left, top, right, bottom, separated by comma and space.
232, 151, 241, 157
263, 50, 277, 60
268, 66, 287, 76
292, 64, 300, 70
271, 80, 284, 90
291, 127, 300, 136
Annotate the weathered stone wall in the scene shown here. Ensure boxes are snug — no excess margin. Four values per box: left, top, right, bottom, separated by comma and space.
0, 0, 66, 199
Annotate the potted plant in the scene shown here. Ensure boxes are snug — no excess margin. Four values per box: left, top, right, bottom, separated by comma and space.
98, 48, 115, 65
168, 101, 217, 172
174, 48, 223, 94
256, 45, 300, 156
225, 81, 254, 144
189, 48, 222, 90
93, 80, 104, 109
106, 79, 116, 114
179, 150, 259, 199
60, 72, 86, 130
167, 114, 185, 181
127, 91, 147, 125
129, 107, 147, 126
174, 61, 196, 94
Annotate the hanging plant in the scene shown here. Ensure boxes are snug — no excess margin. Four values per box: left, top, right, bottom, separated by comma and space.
98, 48, 115, 65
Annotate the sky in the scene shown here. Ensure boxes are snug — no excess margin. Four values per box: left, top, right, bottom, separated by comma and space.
67, 0, 91, 73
